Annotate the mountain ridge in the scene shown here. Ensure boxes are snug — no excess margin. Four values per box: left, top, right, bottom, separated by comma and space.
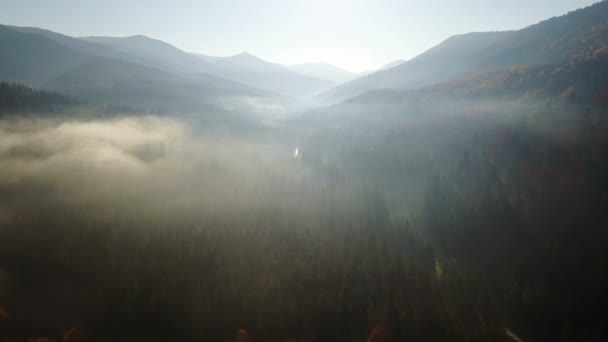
83, 34, 334, 97
289, 62, 359, 84
319, 0, 608, 104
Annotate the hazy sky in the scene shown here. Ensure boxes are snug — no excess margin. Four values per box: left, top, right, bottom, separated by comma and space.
0, 0, 599, 72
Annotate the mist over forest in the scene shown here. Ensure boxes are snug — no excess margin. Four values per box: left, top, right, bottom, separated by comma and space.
1, 1, 608, 341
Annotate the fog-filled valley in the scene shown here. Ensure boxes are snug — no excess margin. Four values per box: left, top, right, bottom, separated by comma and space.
2, 1, 608, 341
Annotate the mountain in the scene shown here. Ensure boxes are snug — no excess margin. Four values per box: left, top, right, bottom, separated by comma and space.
190, 52, 336, 98
320, 31, 513, 103
0, 25, 94, 85
7, 26, 164, 75
341, 42, 608, 110
81, 34, 334, 98
320, 0, 608, 103
352, 60, 406, 79
421, 45, 608, 104
190, 52, 223, 63
82, 35, 216, 76
0, 25, 276, 114
220, 52, 286, 72
379, 59, 406, 71
289, 63, 358, 83
43, 57, 265, 112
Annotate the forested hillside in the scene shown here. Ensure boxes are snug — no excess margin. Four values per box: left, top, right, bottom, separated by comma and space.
1, 1, 608, 341
349, 43, 608, 106
321, 0, 608, 103
0, 82, 78, 114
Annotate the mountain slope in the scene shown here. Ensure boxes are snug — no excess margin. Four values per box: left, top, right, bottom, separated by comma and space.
289, 63, 358, 83
42, 57, 266, 112
0, 82, 79, 115
8, 26, 166, 75
82, 35, 333, 98
82, 35, 216, 76
321, 0, 608, 103
345, 44, 608, 110
437, 45, 608, 103
0, 25, 279, 114
379, 59, 406, 71
219, 52, 286, 72
190, 52, 336, 98
0, 25, 93, 84
320, 31, 514, 103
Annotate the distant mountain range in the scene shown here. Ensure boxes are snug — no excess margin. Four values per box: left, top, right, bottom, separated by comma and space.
82, 34, 337, 98
320, 0, 608, 104
0, 25, 345, 114
1, 0, 607, 114
379, 59, 406, 71
187, 52, 335, 97
0, 25, 278, 114
286, 61, 407, 84
288, 63, 359, 84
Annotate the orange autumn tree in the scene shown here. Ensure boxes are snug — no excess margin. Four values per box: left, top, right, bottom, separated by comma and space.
368, 325, 391, 342
235, 329, 250, 342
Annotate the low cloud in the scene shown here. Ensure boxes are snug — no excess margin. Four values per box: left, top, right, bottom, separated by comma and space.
0, 116, 334, 227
